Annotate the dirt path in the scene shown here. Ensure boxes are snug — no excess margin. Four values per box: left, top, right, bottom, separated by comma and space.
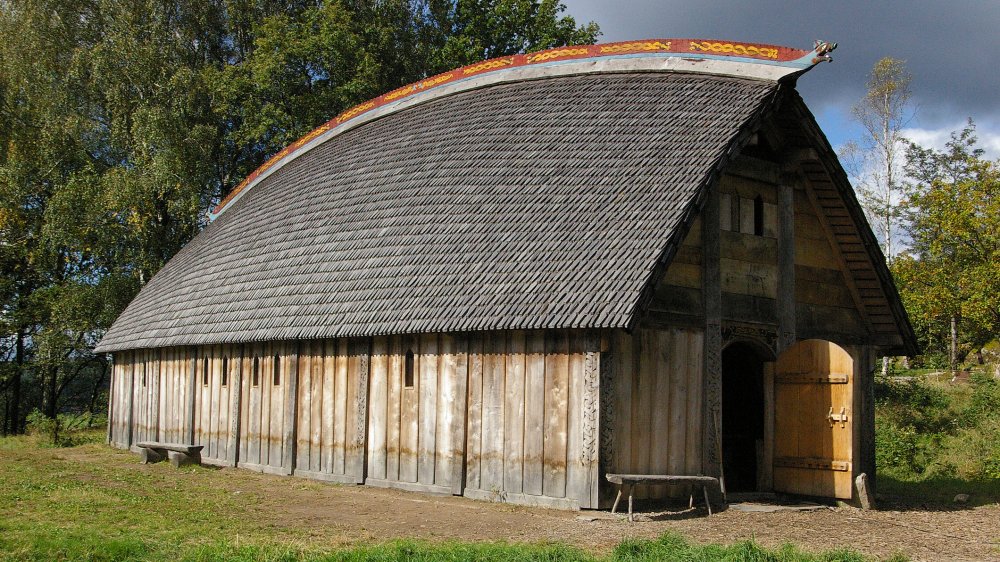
205, 466, 999, 561
62, 446, 1000, 561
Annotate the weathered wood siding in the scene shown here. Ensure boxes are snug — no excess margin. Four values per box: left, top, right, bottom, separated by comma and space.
108, 352, 132, 448
290, 339, 368, 483
366, 333, 467, 494
462, 330, 601, 509
605, 327, 704, 500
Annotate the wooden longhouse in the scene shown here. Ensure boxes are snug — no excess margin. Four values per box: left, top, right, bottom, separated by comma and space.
97, 39, 917, 510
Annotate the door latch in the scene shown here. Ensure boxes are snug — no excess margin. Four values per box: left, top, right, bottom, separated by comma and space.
827, 406, 848, 428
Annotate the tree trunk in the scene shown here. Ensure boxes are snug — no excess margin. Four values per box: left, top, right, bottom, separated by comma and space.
44, 364, 58, 419
950, 315, 958, 374
10, 331, 25, 434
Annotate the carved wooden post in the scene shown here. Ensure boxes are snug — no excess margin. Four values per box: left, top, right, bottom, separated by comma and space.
777, 174, 797, 352
228, 345, 243, 467
126, 351, 135, 449
282, 342, 299, 474
106, 355, 115, 445
702, 187, 722, 479
351, 338, 371, 483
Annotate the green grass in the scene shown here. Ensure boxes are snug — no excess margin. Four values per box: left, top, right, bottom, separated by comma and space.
0, 431, 898, 561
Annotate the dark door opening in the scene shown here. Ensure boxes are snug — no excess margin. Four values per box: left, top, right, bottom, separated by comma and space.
721, 342, 766, 492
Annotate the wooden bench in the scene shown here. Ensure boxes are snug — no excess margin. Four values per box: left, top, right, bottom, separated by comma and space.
606, 474, 722, 521
136, 442, 204, 468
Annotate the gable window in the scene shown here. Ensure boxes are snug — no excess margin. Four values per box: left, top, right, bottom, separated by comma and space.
221, 356, 228, 387
404, 349, 415, 388
273, 354, 281, 386
252, 356, 260, 387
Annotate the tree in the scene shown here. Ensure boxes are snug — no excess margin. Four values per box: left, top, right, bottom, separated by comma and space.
894, 122, 1000, 369
0, 0, 599, 434
842, 57, 913, 263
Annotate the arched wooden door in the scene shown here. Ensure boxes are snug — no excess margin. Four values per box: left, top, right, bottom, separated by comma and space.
774, 339, 853, 499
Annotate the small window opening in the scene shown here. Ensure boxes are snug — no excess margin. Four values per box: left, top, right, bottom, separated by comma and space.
203, 357, 209, 386
273, 354, 281, 386
221, 356, 228, 387
252, 356, 260, 387
141, 362, 147, 387
404, 349, 415, 388
753, 195, 764, 236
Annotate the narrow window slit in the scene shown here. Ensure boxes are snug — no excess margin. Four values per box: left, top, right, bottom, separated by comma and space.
754, 195, 764, 236
404, 349, 415, 388
273, 354, 281, 386
221, 356, 228, 386
252, 356, 260, 387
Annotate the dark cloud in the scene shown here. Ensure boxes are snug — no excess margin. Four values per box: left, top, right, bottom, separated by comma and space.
562, 0, 1000, 134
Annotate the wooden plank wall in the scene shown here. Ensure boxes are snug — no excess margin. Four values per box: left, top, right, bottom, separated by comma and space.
463, 330, 601, 510
108, 352, 132, 448
366, 333, 467, 494
607, 327, 704, 500
108, 330, 599, 510
237, 342, 290, 474
291, 339, 368, 483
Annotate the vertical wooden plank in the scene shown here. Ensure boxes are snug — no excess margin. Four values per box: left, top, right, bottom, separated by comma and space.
322, 340, 335, 474
418, 333, 439, 485
777, 178, 796, 351
542, 330, 569, 499
435, 334, 455, 489
209, 347, 221, 459
246, 343, 256, 464
106, 359, 116, 445
566, 332, 593, 507
612, 331, 633, 474
632, 330, 654, 499
369, 336, 389, 480
399, 335, 419, 482
650, 330, 672, 500
449, 335, 469, 495
309, 341, 322, 472
260, 344, 273, 466
385, 336, 402, 480
503, 331, 526, 495
685, 331, 704, 476
283, 342, 299, 473
239, 350, 250, 464
187, 347, 197, 445
465, 334, 484, 491
297, 343, 312, 470
349, 338, 370, 482
522, 332, 545, 496
480, 332, 505, 494
703, 186, 723, 479
228, 346, 243, 466
334, 339, 349, 475
761, 360, 775, 491
668, 330, 688, 494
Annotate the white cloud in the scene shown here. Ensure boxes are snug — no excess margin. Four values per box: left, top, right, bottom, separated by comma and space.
900, 123, 1000, 160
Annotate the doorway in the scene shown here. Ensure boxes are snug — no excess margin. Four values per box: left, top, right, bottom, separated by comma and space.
721, 342, 767, 492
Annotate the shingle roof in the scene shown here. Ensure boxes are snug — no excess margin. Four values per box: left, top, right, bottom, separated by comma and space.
96, 71, 779, 352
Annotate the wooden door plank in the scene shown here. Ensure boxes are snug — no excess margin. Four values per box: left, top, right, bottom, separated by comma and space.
418, 333, 439, 485
465, 334, 484, 491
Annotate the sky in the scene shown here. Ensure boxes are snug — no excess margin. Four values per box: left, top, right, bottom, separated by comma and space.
560, 0, 1000, 157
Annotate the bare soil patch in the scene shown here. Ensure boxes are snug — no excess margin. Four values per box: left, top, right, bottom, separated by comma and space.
60, 446, 1000, 561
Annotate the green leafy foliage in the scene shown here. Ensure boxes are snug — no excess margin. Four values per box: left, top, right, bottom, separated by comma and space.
894, 121, 1000, 363
876, 369, 1000, 483
0, 0, 599, 434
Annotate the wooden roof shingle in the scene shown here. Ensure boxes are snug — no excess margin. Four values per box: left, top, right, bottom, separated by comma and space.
96, 72, 779, 352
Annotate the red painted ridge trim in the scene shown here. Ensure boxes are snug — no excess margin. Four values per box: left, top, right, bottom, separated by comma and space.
211, 38, 816, 217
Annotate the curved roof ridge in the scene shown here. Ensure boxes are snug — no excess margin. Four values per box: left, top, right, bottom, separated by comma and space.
210, 38, 836, 219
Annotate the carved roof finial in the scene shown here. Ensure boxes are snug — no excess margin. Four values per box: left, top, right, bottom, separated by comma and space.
811, 40, 837, 64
